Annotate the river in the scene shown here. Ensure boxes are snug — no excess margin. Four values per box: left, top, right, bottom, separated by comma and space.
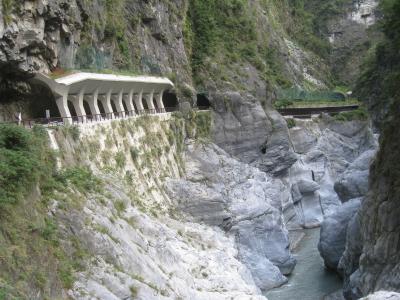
265, 228, 342, 300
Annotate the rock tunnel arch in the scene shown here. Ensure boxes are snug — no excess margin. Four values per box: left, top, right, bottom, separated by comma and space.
0, 73, 61, 121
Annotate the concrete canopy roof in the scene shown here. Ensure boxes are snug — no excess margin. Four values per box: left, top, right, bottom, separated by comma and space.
32, 72, 174, 97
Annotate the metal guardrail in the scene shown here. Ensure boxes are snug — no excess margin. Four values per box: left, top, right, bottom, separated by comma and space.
194, 106, 211, 111
278, 105, 360, 117
284, 102, 360, 109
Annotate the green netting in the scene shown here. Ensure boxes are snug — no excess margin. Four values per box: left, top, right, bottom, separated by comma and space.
277, 87, 346, 102
74, 45, 112, 70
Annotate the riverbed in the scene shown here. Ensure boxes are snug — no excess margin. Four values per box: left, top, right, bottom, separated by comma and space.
265, 228, 342, 300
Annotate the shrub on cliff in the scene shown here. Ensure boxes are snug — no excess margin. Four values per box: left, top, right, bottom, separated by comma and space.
0, 125, 55, 208
355, 0, 400, 128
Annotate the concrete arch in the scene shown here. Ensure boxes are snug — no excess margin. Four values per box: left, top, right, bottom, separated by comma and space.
134, 91, 145, 114
108, 90, 125, 118
123, 90, 135, 116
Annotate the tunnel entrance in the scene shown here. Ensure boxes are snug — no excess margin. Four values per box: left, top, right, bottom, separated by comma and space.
163, 92, 178, 112
196, 93, 211, 110
0, 74, 60, 121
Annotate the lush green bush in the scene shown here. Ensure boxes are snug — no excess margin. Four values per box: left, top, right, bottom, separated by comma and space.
57, 167, 102, 194
334, 107, 369, 121
285, 0, 348, 58
286, 118, 296, 128
195, 111, 212, 139
274, 99, 293, 109
0, 125, 54, 208
187, 0, 257, 71
2, 0, 14, 24
0, 125, 89, 298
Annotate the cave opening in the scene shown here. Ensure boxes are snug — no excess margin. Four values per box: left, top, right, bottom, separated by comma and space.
260, 144, 267, 154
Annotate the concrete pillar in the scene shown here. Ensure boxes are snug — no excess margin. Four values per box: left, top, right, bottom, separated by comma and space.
144, 90, 155, 113
99, 89, 114, 119
112, 89, 125, 118
155, 90, 165, 113
134, 90, 145, 114
70, 88, 87, 123
55, 92, 72, 124
124, 88, 135, 116
86, 89, 101, 121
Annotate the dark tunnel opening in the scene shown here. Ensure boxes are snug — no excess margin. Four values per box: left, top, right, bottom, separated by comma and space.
163, 92, 178, 112
196, 93, 211, 110
0, 75, 60, 121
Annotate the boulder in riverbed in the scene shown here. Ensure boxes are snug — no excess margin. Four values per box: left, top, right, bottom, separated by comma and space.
318, 198, 362, 270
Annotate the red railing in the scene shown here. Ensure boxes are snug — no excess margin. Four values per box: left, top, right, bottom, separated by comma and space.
2, 107, 179, 128
1, 105, 212, 128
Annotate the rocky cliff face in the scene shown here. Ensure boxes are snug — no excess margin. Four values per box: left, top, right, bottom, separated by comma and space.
285, 116, 377, 229
0, 0, 192, 120
0, 0, 335, 121
0, 0, 190, 79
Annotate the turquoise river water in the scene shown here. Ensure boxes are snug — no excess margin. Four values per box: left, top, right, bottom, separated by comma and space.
265, 228, 342, 300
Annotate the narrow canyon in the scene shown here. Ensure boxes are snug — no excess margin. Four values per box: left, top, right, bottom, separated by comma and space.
0, 0, 399, 300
